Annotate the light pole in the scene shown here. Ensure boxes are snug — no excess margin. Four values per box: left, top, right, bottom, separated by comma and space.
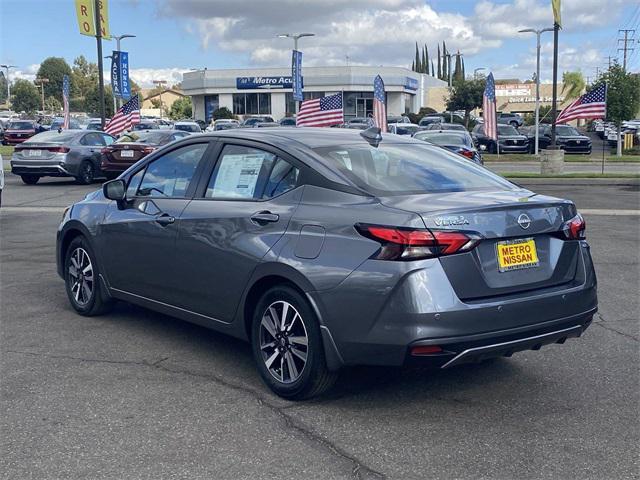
111, 34, 136, 108
519, 27, 553, 155
277, 33, 315, 114
35, 77, 49, 113
1, 64, 17, 106
153, 79, 167, 118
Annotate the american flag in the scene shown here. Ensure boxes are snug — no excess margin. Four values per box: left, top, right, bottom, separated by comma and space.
373, 75, 387, 133
62, 75, 70, 130
105, 95, 140, 136
296, 93, 344, 127
482, 72, 497, 140
556, 83, 606, 123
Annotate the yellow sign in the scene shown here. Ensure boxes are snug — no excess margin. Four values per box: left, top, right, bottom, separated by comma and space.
552, 0, 561, 27
497, 238, 539, 272
74, 0, 110, 39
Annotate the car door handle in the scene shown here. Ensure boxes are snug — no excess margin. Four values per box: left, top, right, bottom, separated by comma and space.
155, 213, 175, 226
251, 211, 279, 224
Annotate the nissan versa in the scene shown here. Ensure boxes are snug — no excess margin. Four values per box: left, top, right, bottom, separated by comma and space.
56, 128, 597, 399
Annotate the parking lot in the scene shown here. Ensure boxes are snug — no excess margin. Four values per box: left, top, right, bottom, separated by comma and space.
1, 175, 638, 479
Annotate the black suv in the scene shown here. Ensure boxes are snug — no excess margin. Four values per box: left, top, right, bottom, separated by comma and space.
524, 124, 592, 154
472, 123, 529, 153
497, 113, 524, 128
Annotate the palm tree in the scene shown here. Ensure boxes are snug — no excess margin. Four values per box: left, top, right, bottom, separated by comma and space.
561, 71, 586, 100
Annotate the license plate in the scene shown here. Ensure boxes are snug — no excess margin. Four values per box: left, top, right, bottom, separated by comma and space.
120, 150, 134, 158
496, 238, 539, 272
27, 149, 41, 157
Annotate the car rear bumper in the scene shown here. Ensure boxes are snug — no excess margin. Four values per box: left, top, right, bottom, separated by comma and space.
11, 161, 74, 177
4, 137, 30, 145
314, 241, 597, 368
498, 144, 529, 153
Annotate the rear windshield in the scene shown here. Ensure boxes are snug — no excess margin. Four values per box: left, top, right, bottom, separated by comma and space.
313, 142, 513, 195
116, 131, 169, 144
8, 121, 34, 130
414, 132, 471, 147
25, 131, 78, 144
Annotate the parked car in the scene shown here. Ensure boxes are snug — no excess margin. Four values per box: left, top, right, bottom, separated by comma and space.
418, 115, 444, 127
2, 120, 38, 145
524, 124, 592, 154
472, 124, 529, 153
413, 130, 483, 164
132, 121, 160, 131
387, 115, 412, 125
100, 129, 191, 179
56, 127, 596, 399
255, 122, 281, 128
10, 130, 116, 184
279, 117, 297, 127
423, 123, 467, 132
208, 119, 240, 131
195, 119, 207, 131
387, 123, 420, 136
155, 118, 174, 130
85, 118, 104, 131
497, 112, 524, 128
241, 116, 276, 128
49, 117, 81, 131
174, 121, 202, 133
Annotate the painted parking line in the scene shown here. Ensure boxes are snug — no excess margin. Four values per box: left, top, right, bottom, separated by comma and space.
580, 209, 640, 216
1, 206, 66, 213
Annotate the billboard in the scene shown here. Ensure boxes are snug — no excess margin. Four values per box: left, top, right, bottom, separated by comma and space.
236, 76, 302, 89
110, 50, 130, 99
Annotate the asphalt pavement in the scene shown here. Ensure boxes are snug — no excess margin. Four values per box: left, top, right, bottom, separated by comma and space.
1, 175, 639, 480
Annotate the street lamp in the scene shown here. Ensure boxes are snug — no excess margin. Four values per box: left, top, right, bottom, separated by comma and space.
519, 27, 554, 155
1, 64, 17, 106
277, 33, 315, 115
111, 34, 136, 108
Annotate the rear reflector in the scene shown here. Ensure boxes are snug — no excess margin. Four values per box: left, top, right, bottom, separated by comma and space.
356, 224, 481, 261
457, 148, 475, 159
411, 345, 443, 356
563, 213, 586, 240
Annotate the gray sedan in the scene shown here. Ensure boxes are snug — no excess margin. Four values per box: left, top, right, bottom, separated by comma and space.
56, 127, 597, 399
10, 130, 116, 185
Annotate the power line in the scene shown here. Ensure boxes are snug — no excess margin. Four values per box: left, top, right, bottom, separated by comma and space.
618, 29, 636, 71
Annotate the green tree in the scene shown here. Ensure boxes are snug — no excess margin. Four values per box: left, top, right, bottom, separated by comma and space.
437, 44, 441, 79
453, 52, 463, 82
446, 78, 485, 128
168, 96, 192, 120
414, 42, 421, 73
45, 96, 62, 114
36, 57, 72, 102
592, 63, 640, 156
561, 71, 585, 100
11, 79, 40, 113
212, 107, 235, 120
0, 72, 7, 104
84, 83, 114, 117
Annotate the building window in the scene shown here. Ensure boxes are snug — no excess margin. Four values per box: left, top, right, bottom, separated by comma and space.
204, 95, 219, 122
232, 93, 272, 115
344, 92, 374, 120
285, 92, 326, 115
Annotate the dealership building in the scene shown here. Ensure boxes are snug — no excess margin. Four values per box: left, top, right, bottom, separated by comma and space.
182, 66, 448, 123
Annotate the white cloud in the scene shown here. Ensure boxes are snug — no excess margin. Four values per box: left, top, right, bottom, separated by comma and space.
129, 67, 189, 87
11, 64, 40, 82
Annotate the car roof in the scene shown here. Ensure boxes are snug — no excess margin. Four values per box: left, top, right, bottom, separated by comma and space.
175, 121, 198, 125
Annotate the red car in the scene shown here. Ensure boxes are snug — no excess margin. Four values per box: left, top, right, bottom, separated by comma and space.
100, 129, 191, 179
3, 120, 38, 145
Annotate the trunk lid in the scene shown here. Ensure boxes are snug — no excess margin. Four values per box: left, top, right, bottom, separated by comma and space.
379, 189, 581, 300
14, 142, 67, 160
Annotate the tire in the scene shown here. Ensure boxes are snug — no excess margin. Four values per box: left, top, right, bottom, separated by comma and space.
76, 160, 95, 185
251, 285, 337, 400
20, 174, 40, 185
489, 142, 497, 154
64, 236, 114, 316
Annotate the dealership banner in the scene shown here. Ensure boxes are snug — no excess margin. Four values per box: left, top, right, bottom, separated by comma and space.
292, 50, 303, 101
110, 51, 130, 99
74, 0, 110, 39
236, 76, 302, 89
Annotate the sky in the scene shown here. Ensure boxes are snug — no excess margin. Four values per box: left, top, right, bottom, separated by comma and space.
1, 0, 638, 88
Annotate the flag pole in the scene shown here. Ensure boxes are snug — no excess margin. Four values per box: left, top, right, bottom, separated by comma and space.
94, 0, 106, 130
550, 21, 560, 148
602, 82, 608, 174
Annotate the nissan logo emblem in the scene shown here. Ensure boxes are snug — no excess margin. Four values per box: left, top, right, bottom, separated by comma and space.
517, 213, 531, 230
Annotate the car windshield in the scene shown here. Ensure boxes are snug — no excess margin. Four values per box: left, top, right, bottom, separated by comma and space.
498, 125, 519, 135
556, 125, 579, 136
414, 132, 471, 147
25, 131, 77, 144
175, 124, 199, 132
116, 131, 168, 144
313, 142, 513, 195
8, 121, 34, 130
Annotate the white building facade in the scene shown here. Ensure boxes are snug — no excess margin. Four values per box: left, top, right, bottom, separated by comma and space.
182, 66, 447, 123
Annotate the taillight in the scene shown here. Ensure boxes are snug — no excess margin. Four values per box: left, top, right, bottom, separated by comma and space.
48, 146, 70, 153
355, 224, 482, 261
457, 148, 475, 159
142, 146, 155, 154
100, 147, 110, 154
562, 213, 586, 240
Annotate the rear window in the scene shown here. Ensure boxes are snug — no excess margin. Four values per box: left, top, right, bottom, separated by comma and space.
8, 121, 34, 130
414, 132, 471, 147
313, 142, 513, 195
25, 131, 78, 144
116, 131, 169, 144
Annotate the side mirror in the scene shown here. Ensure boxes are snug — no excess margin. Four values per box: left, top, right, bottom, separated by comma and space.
103, 178, 126, 202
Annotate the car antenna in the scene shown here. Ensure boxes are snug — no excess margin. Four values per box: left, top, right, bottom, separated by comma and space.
360, 126, 382, 147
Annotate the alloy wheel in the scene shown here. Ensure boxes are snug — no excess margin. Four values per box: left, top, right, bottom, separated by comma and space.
68, 247, 94, 306
81, 162, 94, 184
259, 301, 308, 384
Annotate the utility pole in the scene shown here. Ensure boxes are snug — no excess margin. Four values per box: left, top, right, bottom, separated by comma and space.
34, 77, 49, 113
605, 56, 614, 69
618, 29, 636, 72
153, 80, 167, 118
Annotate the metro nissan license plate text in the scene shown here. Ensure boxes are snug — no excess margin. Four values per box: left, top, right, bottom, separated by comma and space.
121, 150, 134, 158
496, 238, 539, 272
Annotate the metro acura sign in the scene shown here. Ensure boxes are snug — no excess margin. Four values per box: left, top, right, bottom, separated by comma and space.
236, 76, 303, 89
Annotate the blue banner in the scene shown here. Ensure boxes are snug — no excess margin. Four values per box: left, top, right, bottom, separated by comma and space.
292, 50, 303, 101
110, 51, 121, 98
236, 76, 302, 89
404, 77, 419, 91
120, 51, 130, 99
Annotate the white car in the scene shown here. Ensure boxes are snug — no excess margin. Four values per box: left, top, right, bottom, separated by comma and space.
173, 121, 202, 133
207, 119, 240, 132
